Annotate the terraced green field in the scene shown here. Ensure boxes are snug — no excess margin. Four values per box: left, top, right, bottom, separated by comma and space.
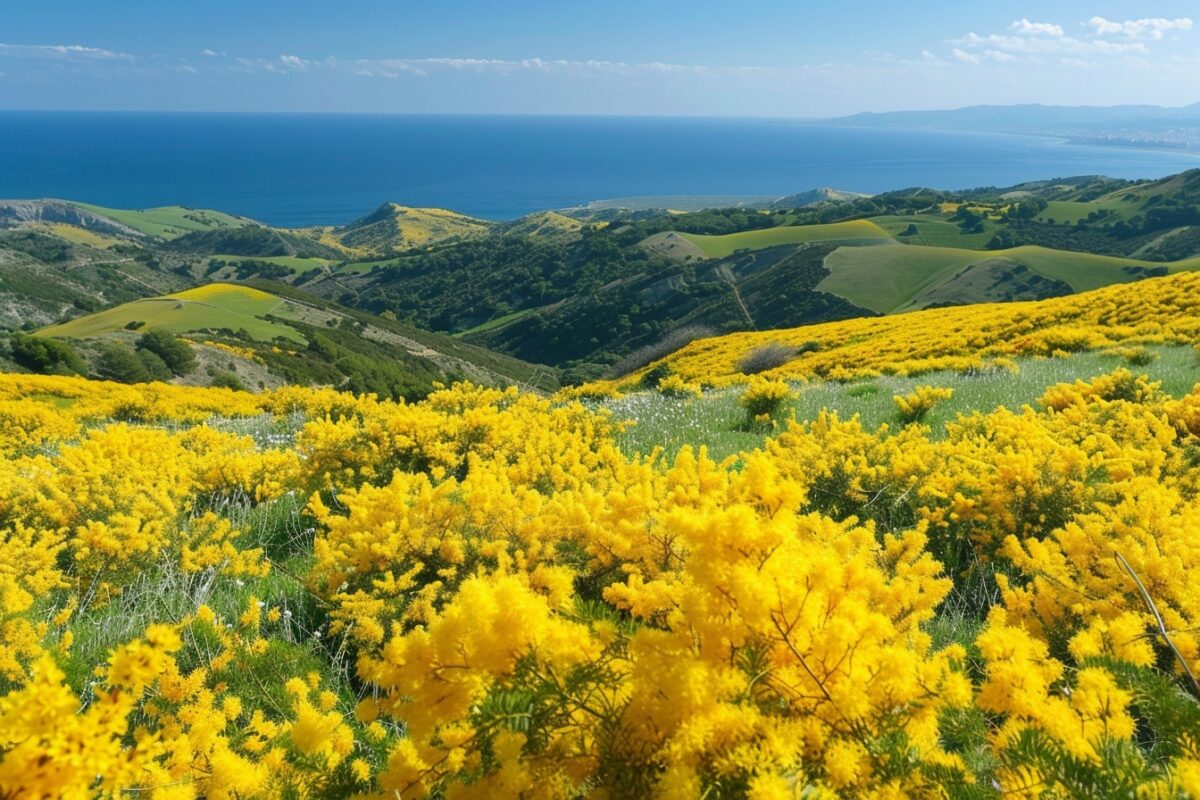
69, 203, 252, 239
816, 243, 1200, 314
35, 284, 304, 342
675, 219, 893, 258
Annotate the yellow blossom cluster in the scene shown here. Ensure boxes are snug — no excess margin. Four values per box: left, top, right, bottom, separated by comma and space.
1, 371, 1200, 797
893, 385, 954, 423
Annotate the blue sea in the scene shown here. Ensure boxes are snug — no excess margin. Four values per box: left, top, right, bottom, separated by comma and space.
2, 112, 1199, 226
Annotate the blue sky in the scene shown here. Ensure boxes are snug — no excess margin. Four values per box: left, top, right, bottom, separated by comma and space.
2, 1, 1198, 115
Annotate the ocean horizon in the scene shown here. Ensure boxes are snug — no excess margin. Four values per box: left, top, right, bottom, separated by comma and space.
3, 110, 1199, 226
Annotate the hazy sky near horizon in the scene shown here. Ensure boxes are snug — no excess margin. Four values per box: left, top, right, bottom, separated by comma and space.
2, 1, 1199, 116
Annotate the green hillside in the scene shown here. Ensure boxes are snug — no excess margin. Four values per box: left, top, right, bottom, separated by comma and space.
657, 219, 893, 259
337, 203, 492, 252
24, 280, 558, 397
867, 214, 998, 248
35, 284, 306, 342
67, 202, 253, 239
816, 243, 1199, 313
167, 226, 349, 259
500, 211, 584, 240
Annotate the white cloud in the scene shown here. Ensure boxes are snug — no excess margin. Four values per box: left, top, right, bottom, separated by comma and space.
1010, 19, 1064, 37
952, 30, 1147, 57
952, 48, 980, 64
201, 48, 225, 57
219, 53, 783, 82
0, 42, 135, 60
278, 54, 309, 70
1086, 16, 1193, 39
984, 50, 1018, 63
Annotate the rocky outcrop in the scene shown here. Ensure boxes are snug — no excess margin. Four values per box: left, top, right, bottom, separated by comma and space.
0, 200, 143, 237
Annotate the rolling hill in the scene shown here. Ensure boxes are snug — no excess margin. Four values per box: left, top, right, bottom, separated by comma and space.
499, 211, 584, 240
36, 283, 308, 343
27, 281, 557, 396
165, 225, 351, 259
67, 202, 253, 239
815, 243, 1194, 313
609, 269, 1200, 390
643, 219, 894, 260
336, 203, 492, 252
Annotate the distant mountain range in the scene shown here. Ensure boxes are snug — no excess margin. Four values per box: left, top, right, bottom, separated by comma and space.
830, 102, 1200, 151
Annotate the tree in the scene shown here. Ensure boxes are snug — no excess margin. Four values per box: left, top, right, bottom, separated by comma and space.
95, 343, 151, 384
137, 348, 173, 381
136, 330, 197, 376
9, 335, 86, 375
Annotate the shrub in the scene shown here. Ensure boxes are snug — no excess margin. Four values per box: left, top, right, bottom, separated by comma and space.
209, 370, 247, 391
8, 334, 86, 376
137, 349, 174, 382
94, 342, 152, 384
1120, 347, 1157, 367
137, 329, 198, 376
739, 376, 795, 427
894, 386, 954, 424
608, 326, 714, 379
656, 374, 702, 399
640, 363, 674, 390
737, 342, 810, 375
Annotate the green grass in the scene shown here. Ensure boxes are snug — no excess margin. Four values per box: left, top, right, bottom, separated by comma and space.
69, 202, 252, 239
454, 308, 537, 337
1033, 200, 1112, 225
608, 345, 1200, 460
817, 243, 1200, 314
868, 214, 997, 249
676, 220, 894, 259
35, 283, 305, 343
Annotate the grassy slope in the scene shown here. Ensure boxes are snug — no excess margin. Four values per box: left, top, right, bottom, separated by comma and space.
675, 220, 893, 259
35, 284, 305, 342
37, 223, 120, 249
212, 254, 336, 273
68, 202, 252, 239
817, 243, 1200, 314
241, 280, 559, 391
337, 204, 492, 252
611, 344, 1198, 461
501, 211, 584, 239
867, 214, 997, 248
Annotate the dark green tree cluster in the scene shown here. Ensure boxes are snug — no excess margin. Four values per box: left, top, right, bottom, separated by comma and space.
8, 334, 86, 375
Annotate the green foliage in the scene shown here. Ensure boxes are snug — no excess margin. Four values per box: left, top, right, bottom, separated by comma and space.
209, 370, 247, 391
136, 348, 174, 381
94, 342, 152, 384
9, 334, 86, 376
0, 230, 70, 262
167, 225, 344, 259
137, 329, 198, 376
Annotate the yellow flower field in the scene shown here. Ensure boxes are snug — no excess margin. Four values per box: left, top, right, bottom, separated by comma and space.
3, 351, 1200, 795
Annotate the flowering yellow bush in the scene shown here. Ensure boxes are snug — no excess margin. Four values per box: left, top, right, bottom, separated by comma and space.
656, 373, 703, 398
738, 376, 794, 425
1, 369, 1200, 797
893, 385, 954, 424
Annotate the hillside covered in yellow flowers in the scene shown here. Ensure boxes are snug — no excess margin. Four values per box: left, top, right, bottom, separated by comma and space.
5, 255, 1200, 800
603, 270, 1200, 392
